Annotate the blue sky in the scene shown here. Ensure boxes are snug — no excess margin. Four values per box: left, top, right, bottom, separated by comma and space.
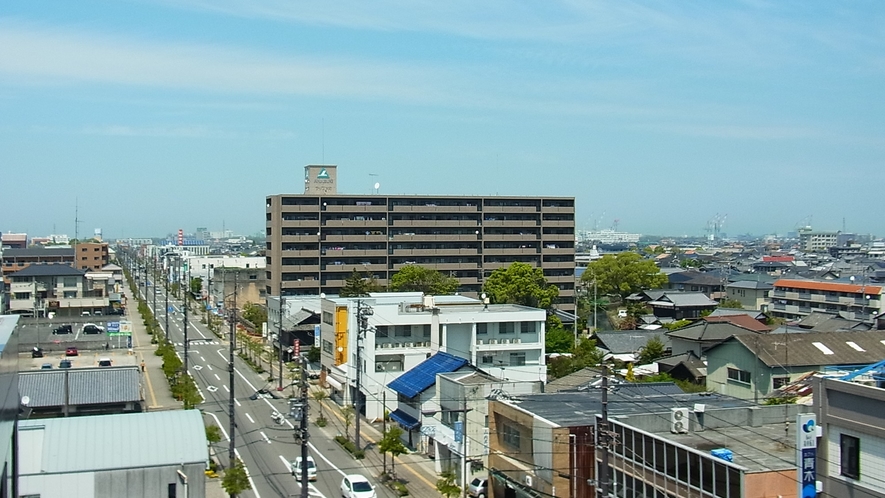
2, 1, 884, 239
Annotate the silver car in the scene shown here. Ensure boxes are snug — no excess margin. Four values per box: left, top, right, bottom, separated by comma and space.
468, 477, 488, 498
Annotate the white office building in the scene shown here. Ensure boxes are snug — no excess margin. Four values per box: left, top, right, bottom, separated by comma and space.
320, 292, 547, 421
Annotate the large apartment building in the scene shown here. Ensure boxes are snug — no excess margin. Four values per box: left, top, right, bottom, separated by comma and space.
266, 165, 576, 310
770, 278, 883, 321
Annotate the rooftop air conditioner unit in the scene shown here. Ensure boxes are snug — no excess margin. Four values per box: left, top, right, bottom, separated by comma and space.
671, 407, 689, 434
478, 340, 484, 345
490, 339, 498, 345
404, 342, 413, 347
503, 339, 511, 344
515, 338, 521, 344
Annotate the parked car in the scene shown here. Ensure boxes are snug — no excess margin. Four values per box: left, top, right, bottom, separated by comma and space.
81, 311, 91, 316
41, 363, 53, 370
65, 347, 79, 357
249, 388, 278, 400
340, 474, 375, 498
468, 477, 488, 498
98, 358, 112, 367
52, 324, 73, 335
291, 456, 317, 481
59, 360, 72, 369
82, 324, 104, 334
31, 347, 44, 358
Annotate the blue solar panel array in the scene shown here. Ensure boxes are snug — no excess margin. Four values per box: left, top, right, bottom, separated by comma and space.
387, 351, 468, 398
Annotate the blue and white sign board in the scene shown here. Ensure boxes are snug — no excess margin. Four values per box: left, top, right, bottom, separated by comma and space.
314, 324, 321, 342
454, 421, 463, 443
107, 322, 120, 333
797, 413, 817, 498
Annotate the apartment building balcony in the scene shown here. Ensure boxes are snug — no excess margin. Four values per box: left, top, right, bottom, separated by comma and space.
391, 204, 479, 213
482, 205, 539, 213
475, 338, 538, 348
545, 274, 575, 283
323, 204, 387, 212
274, 204, 320, 213
482, 261, 539, 271
541, 220, 574, 228
391, 248, 478, 256
391, 219, 479, 227
481, 220, 539, 227
540, 260, 574, 269
541, 246, 574, 254
281, 235, 320, 243
484, 247, 538, 255
542, 233, 576, 241
375, 340, 432, 350
323, 234, 387, 242
281, 220, 320, 229
281, 279, 321, 289
390, 234, 479, 242
11, 282, 46, 293
541, 205, 574, 214
483, 233, 539, 241
456, 277, 480, 285
280, 250, 319, 257
391, 262, 478, 271
322, 249, 388, 257
323, 263, 387, 273
323, 219, 387, 227
280, 264, 320, 272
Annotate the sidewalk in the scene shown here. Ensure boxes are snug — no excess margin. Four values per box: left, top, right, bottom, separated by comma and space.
310, 385, 443, 497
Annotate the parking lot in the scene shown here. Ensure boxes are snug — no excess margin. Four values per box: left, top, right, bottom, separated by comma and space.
16, 316, 139, 369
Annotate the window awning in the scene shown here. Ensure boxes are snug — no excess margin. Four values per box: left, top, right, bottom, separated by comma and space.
389, 409, 421, 431
325, 376, 343, 390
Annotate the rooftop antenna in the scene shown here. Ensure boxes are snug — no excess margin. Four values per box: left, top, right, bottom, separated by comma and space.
369, 173, 379, 194
74, 198, 82, 241
322, 118, 325, 164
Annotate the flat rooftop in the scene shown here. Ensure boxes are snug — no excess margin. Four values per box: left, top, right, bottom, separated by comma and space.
657, 422, 797, 473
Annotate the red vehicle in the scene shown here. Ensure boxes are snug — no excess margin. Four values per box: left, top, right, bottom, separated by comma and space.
65, 347, 79, 357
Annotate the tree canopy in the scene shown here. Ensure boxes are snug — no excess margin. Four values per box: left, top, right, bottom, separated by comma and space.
389, 265, 458, 295
637, 336, 666, 365
582, 252, 668, 299
340, 270, 381, 297
545, 326, 574, 354
547, 337, 605, 379
483, 262, 559, 310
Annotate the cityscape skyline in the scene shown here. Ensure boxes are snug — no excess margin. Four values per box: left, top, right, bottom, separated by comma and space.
3, 2, 885, 237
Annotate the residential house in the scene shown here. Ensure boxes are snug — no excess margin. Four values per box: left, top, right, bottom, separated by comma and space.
592, 330, 671, 363
724, 280, 773, 310
665, 270, 725, 298
8, 264, 109, 316
320, 293, 546, 421
815, 375, 885, 497
488, 385, 810, 498
770, 278, 884, 321
627, 290, 718, 320
656, 351, 707, 384
705, 330, 885, 401
666, 319, 762, 358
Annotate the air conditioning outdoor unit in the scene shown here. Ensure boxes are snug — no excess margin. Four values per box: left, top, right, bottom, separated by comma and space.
404, 342, 413, 347
478, 340, 484, 345
490, 339, 498, 345
670, 407, 689, 434
515, 338, 521, 343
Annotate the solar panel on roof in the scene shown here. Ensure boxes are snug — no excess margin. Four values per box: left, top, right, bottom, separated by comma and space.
387, 352, 468, 398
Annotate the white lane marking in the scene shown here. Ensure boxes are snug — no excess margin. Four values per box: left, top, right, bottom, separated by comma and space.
214, 373, 221, 381
223, 385, 229, 392
245, 413, 255, 424
235, 398, 241, 407
278, 455, 326, 498
207, 364, 213, 371
200, 356, 206, 362
260, 431, 271, 444
308, 441, 346, 478
234, 448, 261, 498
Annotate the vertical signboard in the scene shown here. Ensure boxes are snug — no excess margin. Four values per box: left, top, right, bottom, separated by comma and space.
293, 339, 301, 358
797, 413, 817, 498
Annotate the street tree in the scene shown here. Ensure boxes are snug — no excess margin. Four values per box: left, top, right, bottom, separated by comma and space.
241, 302, 267, 328
483, 262, 558, 309
389, 265, 458, 295
311, 390, 328, 423
189, 277, 203, 295
341, 406, 355, 441
206, 424, 223, 444
719, 298, 744, 309
582, 252, 668, 299
638, 336, 666, 365
340, 270, 381, 297
436, 470, 461, 498
222, 458, 252, 497
378, 425, 409, 479
545, 326, 574, 354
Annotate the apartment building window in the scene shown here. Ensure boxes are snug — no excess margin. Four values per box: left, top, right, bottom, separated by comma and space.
520, 321, 533, 333
481, 354, 494, 365
322, 340, 333, 354
840, 434, 860, 479
13, 293, 29, 300
772, 377, 790, 389
500, 322, 514, 334
502, 422, 521, 450
322, 312, 333, 325
509, 352, 526, 366
376, 326, 389, 338
727, 367, 751, 384
63, 291, 77, 299
394, 325, 411, 337
423, 325, 431, 337
476, 323, 487, 335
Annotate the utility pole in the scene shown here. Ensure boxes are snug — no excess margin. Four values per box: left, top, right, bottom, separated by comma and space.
228, 273, 238, 478
184, 263, 190, 374
299, 353, 310, 498
597, 364, 611, 498
164, 264, 169, 341
278, 283, 285, 391
382, 391, 387, 474
354, 300, 373, 451
152, 255, 157, 320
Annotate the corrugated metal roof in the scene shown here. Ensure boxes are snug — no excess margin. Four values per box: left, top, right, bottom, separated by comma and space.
19, 367, 142, 408
734, 330, 885, 368
18, 410, 207, 473
387, 351, 468, 398
773, 278, 883, 295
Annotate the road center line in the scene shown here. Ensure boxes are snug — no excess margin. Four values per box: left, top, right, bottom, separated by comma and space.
214, 373, 221, 381
223, 385, 229, 392
245, 413, 255, 424
260, 431, 271, 444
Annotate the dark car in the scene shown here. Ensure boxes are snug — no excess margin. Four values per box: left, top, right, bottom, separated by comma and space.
52, 324, 73, 335
58, 360, 72, 369
82, 324, 104, 334
65, 347, 79, 357
249, 388, 278, 400
31, 347, 44, 358
40, 363, 53, 370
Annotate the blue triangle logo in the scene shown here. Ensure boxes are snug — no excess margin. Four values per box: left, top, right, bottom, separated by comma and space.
317, 168, 330, 179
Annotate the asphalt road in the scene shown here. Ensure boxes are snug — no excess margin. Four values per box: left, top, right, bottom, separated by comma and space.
141, 281, 398, 498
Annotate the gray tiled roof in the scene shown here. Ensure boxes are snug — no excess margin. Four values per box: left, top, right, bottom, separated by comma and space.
734, 330, 885, 368
594, 330, 670, 354
650, 292, 717, 307
19, 367, 142, 408
666, 321, 759, 342
726, 280, 773, 290
2, 247, 74, 257
11, 264, 84, 277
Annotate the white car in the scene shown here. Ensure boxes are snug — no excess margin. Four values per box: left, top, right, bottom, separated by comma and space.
292, 456, 317, 481
340, 474, 376, 498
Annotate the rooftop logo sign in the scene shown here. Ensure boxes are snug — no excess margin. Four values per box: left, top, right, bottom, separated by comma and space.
317, 168, 330, 179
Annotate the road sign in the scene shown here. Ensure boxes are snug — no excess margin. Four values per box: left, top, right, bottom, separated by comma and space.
454, 421, 463, 443
107, 322, 120, 333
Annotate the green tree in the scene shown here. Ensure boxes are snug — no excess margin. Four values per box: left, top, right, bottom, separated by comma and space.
637, 336, 666, 365
222, 458, 252, 497
545, 326, 574, 354
340, 270, 381, 297
311, 389, 328, 422
483, 262, 558, 309
389, 265, 458, 295
574, 337, 604, 366
190, 276, 203, 295
719, 298, 744, 309
241, 302, 267, 328
307, 346, 321, 363
436, 470, 461, 498
341, 406, 355, 441
583, 252, 668, 299
206, 424, 223, 444
378, 425, 409, 479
